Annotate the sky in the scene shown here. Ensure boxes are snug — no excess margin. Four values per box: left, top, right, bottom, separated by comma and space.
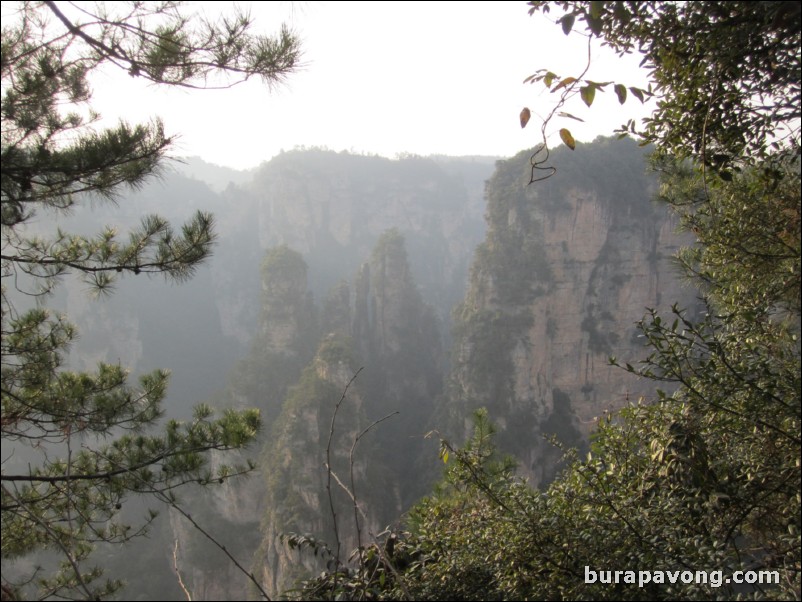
15, 1, 656, 170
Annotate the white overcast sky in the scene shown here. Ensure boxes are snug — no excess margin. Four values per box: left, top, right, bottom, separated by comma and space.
17, 1, 656, 170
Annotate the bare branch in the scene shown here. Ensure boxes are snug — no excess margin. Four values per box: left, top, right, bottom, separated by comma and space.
324, 366, 363, 582
173, 538, 193, 601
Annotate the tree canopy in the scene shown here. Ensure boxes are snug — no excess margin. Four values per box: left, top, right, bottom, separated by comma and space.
523, 1, 800, 181
1, 2, 300, 599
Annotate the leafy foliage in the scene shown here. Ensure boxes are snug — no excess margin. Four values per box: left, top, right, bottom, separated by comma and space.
1, 2, 300, 598
294, 378, 799, 599
524, 1, 800, 180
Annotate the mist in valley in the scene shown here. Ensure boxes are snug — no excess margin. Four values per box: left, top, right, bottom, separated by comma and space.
3, 2, 798, 600
6, 140, 700, 599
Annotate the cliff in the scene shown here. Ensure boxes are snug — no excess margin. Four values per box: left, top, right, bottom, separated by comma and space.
255, 335, 374, 598
52, 151, 493, 419
172, 230, 444, 598
39, 142, 707, 598
247, 150, 491, 326
253, 231, 443, 596
163, 140, 701, 597
445, 138, 699, 485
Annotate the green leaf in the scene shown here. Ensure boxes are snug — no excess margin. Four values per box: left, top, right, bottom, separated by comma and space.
614, 83, 627, 104
580, 85, 596, 107
612, 1, 632, 24
560, 14, 575, 35
552, 77, 576, 92
523, 70, 546, 84
629, 86, 645, 103
558, 111, 585, 122
559, 128, 576, 150
543, 71, 558, 88
590, 1, 605, 20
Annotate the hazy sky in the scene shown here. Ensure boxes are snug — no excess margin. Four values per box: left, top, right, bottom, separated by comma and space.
45, 1, 655, 170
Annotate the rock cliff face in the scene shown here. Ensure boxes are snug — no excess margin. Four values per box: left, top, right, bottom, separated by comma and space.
169, 140, 703, 597
164, 247, 321, 601
52, 152, 493, 417
255, 335, 375, 598
351, 231, 442, 503
252, 231, 443, 597
47, 144, 707, 598
446, 138, 699, 485
175, 230, 444, 599
247, 151, 491, 325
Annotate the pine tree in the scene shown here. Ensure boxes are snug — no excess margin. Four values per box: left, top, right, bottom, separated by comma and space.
1, 2, 301, 598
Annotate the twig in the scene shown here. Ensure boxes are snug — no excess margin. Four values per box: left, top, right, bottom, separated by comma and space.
349, 412, 399, 556
529, 35, 593, 183
152, 488, 272, 600
64, 426, 81, 592
324, 367, 363, 587
4, 485, 95, 600
327, 468, 412, 601
84, 446, 272, 600
322, 370, 413, 600
173, 538, 193, 601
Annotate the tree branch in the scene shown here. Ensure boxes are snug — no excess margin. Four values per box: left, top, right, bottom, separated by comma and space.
324, 366, 363, 583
